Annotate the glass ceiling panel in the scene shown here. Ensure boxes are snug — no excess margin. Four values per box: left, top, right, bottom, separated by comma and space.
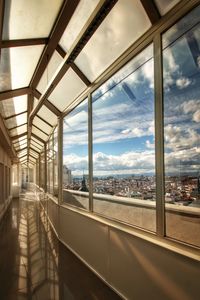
59, 0, 100, 52
32, 126, 48, 141
75, 0, 151, 82
10, 124, 27, 137
3, 0, 63, 40
33, 116, 52, 134
30, 151, 38, 158
15, 143, 27, 151
37, 51, 63, 94
37, 106, 58, 125
31, 136, 44, 147
48, 67, 87, 111
5, 113, 27, 129
0, 45, 45, 92
30, 145, 40, 154
154, 0, 180, 16
31, 140, 43, 150
0, 95, 27, 118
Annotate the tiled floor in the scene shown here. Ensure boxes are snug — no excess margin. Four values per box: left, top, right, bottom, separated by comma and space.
0, 191, 122, 300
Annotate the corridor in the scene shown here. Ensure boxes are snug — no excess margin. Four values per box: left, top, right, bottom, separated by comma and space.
0, 191, 121, 300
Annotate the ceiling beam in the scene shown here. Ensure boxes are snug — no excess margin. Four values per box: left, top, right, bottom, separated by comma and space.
30, 139, 43, 149
33, 89, 61, 116
30, 0, 118, 119
36, 115, 53, 128
1, 38, 48, 48
56, 45, 91, 86
4, 110, 27, 121
11, 131, 27, 141
9, 122, 27, 131
140, 0, 161, 24
32, 124, 48, 136
70, 62, 91, 86
0, 87, 31, 101
0, 0, 5, 57
30, 0, 81, 89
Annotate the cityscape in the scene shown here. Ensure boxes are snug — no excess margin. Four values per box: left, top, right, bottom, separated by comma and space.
63, 165, 200, 207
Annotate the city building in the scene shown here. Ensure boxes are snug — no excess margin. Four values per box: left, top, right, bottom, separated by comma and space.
0, 0, 200, 299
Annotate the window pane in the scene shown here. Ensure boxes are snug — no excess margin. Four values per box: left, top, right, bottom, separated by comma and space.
53, 127, 58, 198
32, 126, 48, 141
37, 51, 63, 94
163, 6, 200, 247
10, 124, 27, 137
92, 44, 155, 231
75, 0, 151, 82
48, 68, 87, 111
3, 0, 63, 40
47, 136, 54, 195
154, 0, 180, 16
59, 0, 100, 52
40, 152, 45, 190
63, 99, 89, 210
37, 106, 57, 126
5, 113, 27, 130
0, 46, 45, 92
0, 95, 27, 118
33, 116, 52, 135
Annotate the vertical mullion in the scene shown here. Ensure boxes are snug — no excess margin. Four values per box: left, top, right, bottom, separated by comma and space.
58, 117, 63, 205
88, 93, 93, 212
154, 33, 165, 237
44, 143, 47, 193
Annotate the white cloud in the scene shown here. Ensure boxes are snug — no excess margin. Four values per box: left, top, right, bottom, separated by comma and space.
176, 77, 191, 89
146, 140, 154, 149
180, 99, 200, 114
193, 110, 200, 123
63, 150, 155, 176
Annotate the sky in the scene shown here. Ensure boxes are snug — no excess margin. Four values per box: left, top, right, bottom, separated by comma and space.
63, 6, 200, 177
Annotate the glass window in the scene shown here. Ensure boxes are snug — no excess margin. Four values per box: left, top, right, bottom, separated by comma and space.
75, 0, 151, 82
63, 99, 89, 210
10, 124, 27, 137
59, 0, 100, 52
0, 95, 27, 118
47, 135, 54, 195
3, 0, 63, 40
0, 46, 45, 92
32, 126, 48, 141
5, 113, 27, 130
92, 44, 155, 231
154, 0, 180, 16
40, 151, 45, 190
37, 106, 57, 126
53, 127, 58, 198
33, 116, 52, 135
48, 68, 87, 111
37, 51, 63, 94
163, 6, 200, 247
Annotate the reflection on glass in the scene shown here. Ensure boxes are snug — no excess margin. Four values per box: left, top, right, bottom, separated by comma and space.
163, 6, 200, 247
62, 99, 89, 210
92, 44, 155, 231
